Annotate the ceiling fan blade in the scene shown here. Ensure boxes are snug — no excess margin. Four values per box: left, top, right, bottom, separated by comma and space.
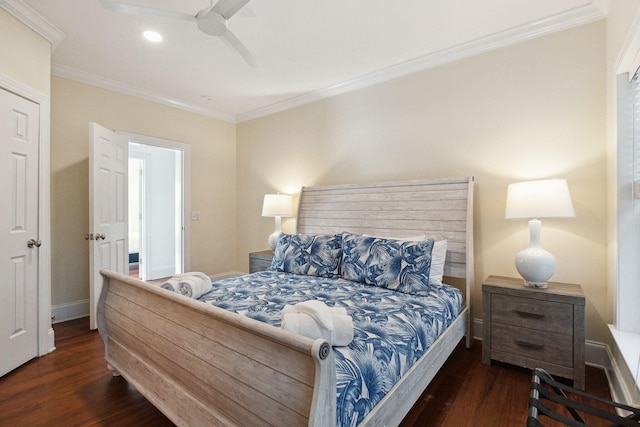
99, 0, 195, 22
213, 0, 252, 20
221, 30, 256, 67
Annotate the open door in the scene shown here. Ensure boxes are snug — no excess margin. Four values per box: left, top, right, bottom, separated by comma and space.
88, 123, 128, 330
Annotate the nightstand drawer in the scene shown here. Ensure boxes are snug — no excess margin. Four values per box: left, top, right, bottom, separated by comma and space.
491, 323, 573, 368
249, 250, 274, 273
491, 294, 573, 335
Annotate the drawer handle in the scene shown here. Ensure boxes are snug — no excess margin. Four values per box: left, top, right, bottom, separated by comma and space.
514, 310, 544, 319
515, 339, 544, 350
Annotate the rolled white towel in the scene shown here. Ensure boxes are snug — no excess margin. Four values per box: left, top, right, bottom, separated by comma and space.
178, 271, 211, 282
281, 301, 353, 346
329, 306, 348, 317
282, 311, 332, 343
331, 314, 354, 347
282, 303, 346, 316
177, 272, 211, 299
160, 277, 180, 292
293, 300, 334, 331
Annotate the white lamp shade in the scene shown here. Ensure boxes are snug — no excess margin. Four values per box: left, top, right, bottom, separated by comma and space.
262, 193, 293, 250
505, 179, 575, 220
262, 194, 294, 217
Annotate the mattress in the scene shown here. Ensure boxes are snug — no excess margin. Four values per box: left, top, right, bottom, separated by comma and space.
200, 270, 463, 426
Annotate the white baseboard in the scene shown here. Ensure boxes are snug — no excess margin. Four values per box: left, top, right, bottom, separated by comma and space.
585, 339, 609, 368
51, 299, 89, 324
605, 341, 640, 410
472, 317, 482, 341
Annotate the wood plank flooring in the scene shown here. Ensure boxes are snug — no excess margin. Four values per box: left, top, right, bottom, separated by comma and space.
0, 317, 614, 426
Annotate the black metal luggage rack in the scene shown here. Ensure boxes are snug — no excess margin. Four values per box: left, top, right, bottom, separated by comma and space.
527, 368, 640, 426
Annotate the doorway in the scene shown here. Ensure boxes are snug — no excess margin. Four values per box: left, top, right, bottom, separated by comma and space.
122, 133, 192, 281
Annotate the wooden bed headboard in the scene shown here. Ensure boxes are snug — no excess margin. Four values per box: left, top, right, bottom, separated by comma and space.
296, 176, 474, 327
296, 176, 474, 280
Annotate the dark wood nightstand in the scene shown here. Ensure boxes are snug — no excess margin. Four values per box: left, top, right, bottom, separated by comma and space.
482, 275, 585, 390
249, 250, 274, 273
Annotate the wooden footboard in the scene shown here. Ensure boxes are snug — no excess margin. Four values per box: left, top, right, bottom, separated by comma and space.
98, 177, 474, 426
97, 269, 336, 427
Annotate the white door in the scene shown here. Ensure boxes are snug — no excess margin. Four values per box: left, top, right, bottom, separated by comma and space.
89, 123, 128, 330
0, 87, 40, 376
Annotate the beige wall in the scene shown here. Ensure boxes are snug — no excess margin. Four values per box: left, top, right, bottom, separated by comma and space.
0, 8, 50, 94
238, 21, 609, 342
50, 76, 237, 305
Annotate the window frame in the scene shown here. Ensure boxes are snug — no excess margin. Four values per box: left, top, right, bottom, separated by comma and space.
612, 10, 640, 397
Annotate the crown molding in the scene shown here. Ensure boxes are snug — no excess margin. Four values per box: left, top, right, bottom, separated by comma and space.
616, 6, 640, 78
0, 0, 65, 48
236, 2, 605, 123
52, 63, 237, 123
34, 1, 604, 124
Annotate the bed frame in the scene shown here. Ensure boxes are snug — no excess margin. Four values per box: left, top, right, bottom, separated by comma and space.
97, 176, 474, 426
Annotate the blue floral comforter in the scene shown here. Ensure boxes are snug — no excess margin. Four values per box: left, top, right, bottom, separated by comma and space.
200, 270, 463, 426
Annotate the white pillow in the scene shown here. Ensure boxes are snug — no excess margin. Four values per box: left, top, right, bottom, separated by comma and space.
363, 233, 425, 242
429, 240, 447, 285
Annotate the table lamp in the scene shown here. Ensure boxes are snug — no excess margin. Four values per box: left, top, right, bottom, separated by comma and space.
505, 179, 575, 288
262, 193, 294, 249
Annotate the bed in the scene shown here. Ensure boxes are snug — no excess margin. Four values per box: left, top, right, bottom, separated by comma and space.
97, 176, 475, 426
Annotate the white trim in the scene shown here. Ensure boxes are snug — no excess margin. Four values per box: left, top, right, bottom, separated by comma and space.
236, 3, 604, 122
605, 334, 640, 411
38, 3, 603, 124
52, 64, 236, 123
592, 0, 610, 16
51, 300, 90, 324
609, 325, 640, 400
585, 339, 609, 368
616, 7, 640, 78
472, 317, 483, 341
0, 0, 65, 48
0, 73, 55, 356
118, 131, 192, 274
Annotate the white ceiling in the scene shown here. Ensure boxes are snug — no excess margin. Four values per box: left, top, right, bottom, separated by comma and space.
6, 0, 606, 122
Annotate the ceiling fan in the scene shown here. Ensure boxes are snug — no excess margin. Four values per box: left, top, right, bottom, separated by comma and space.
99, 0, 256, 67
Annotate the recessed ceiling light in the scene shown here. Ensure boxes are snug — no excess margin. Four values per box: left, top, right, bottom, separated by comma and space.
143, 30, 162, 42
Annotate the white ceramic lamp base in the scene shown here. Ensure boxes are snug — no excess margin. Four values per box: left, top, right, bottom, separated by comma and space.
515, 219, 556, 288
267, 215, 282, 250
268, 230, 281, 250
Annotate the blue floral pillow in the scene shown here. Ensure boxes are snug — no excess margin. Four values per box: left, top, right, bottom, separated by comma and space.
270, 233, 343, 278
340, 233, 434, 295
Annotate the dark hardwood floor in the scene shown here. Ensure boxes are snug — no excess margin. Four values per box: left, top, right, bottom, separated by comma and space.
0, 317, 615, 426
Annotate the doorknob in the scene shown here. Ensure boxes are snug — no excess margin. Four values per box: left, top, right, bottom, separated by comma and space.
27, 239, 42, 248
95, 233, 106, 241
